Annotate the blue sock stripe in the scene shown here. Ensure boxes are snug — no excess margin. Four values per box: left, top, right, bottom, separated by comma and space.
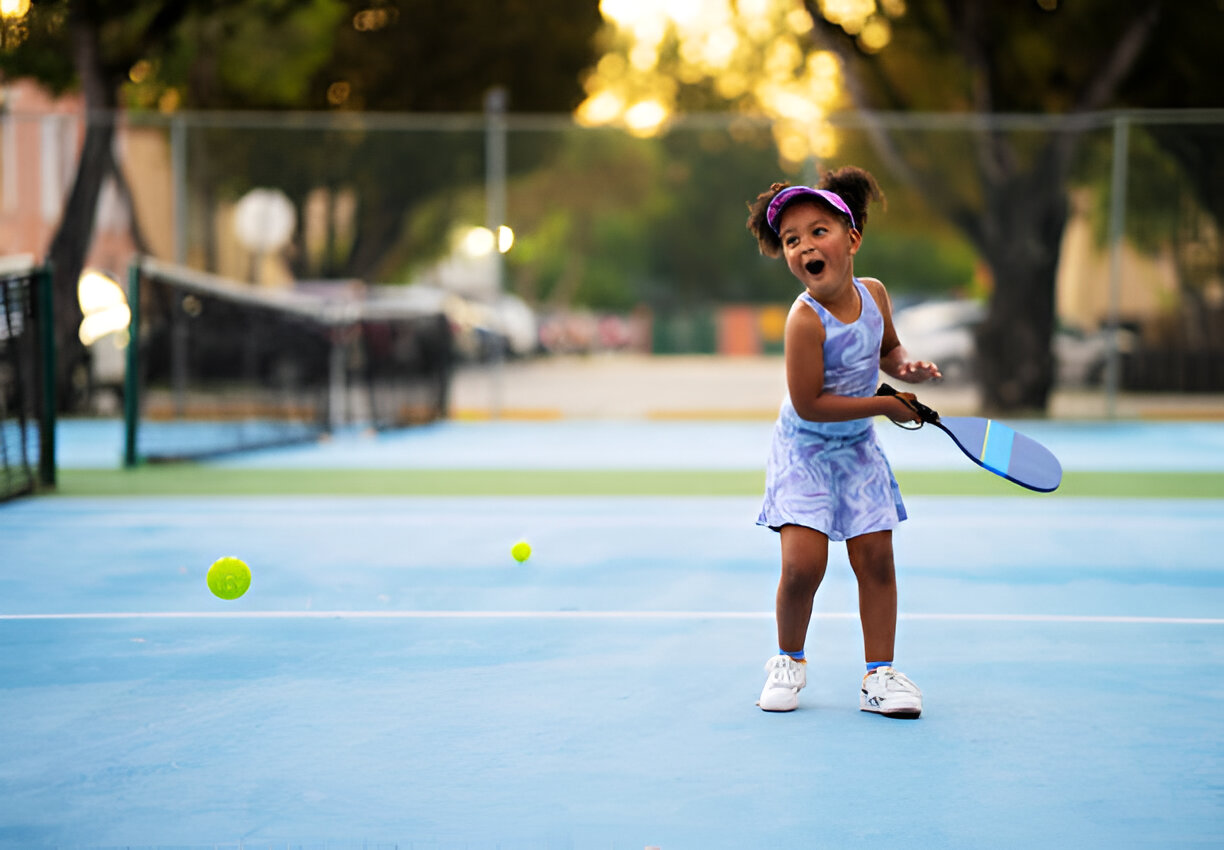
780, 649, 805, 661
866, 660, 892, 672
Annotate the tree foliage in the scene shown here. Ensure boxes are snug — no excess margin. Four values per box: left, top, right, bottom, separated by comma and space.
153, 1, 605, 281
308, 0, 602, 113
126, 0, 347, 110
294, 0, 605, 280
0, 0, 603, 410
801, 0, 1220, 411
5, 0, 1220, 414
1, 0, 249, 411
577, 0, 1222, 410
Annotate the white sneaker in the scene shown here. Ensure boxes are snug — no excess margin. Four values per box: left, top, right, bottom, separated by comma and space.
860, 666, 922, 718
758, 654, 806, 712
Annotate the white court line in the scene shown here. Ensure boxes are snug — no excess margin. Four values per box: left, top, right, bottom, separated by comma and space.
0, 610, 1221, 624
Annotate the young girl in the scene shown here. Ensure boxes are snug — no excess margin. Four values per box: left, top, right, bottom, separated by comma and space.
745, 167, 941, 716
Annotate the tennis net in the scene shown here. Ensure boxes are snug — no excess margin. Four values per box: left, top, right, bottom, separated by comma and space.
125, 258, 453, 463
0, 255, 55, 500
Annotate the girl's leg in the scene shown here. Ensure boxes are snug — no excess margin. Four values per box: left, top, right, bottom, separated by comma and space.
776, 524, 830, 652
847, 530, 922, 717
846, 530, 897, 663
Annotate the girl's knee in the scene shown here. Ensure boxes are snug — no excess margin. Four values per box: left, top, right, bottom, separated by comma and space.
848, 533, 896, 584
850, 550, 896, 586
780, 559, 825, 594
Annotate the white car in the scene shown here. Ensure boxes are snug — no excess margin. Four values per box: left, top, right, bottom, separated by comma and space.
891, 300, 983, 383
892, 299, 1133, 386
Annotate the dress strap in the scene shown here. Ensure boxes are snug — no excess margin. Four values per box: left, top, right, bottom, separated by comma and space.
798, 290, 833, 324
799, 280, 869, 327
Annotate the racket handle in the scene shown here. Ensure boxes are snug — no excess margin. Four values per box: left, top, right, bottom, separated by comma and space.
876, 383, 941, 424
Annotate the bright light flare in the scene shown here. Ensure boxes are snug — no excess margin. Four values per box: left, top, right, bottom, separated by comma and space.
623, 99, 669, 137
77, 269, 131, 346
858, 16, 892, 52
581, 0, 861, 162
79, 309, 132, 347
818, 0, 878, 32
461, 225, 514, 256
575, 90, 625, 127
462, 226, 497, 257
0, 0, 30, 19
78, 270, 126, 316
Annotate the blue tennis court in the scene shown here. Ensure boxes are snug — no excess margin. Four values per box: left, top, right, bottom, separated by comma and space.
1, 420, 1222, 848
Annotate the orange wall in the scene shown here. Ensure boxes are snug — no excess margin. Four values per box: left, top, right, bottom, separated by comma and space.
0, 79, 172, 281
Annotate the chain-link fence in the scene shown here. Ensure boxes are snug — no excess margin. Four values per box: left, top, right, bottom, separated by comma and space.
3, 107, 1222, 407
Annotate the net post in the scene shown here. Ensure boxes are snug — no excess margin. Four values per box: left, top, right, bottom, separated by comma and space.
328, 325, 346, 432
123, 258, 141, 468
36, 262, 56, 488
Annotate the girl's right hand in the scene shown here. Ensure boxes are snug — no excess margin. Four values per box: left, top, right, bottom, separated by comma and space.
884, 395, 923, 425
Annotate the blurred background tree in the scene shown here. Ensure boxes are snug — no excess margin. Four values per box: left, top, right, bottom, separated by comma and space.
3, 0, 1221, 413
0, 0, 604, 410
578, 0, 1223, 411
805, 0, 1220, 411
0, 0, 248, 411
1118, 1, 1224, 352
118, 0, 604, 281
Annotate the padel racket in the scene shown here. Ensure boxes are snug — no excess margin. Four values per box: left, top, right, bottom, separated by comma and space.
876, 383, 1062, 492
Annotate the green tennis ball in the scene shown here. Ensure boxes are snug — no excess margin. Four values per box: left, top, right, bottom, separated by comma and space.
511, 540, 532, 563
207, 556, 251, 600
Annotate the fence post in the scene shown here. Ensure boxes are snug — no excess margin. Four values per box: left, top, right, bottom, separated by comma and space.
485, 87, 507, 419
1104, 113, 1129, 419
172, 114, 188, 265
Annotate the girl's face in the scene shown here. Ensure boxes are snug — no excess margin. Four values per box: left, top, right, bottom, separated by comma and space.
776, 200, 860, 296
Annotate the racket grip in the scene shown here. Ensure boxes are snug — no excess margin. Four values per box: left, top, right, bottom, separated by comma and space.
876, 383, 941, 424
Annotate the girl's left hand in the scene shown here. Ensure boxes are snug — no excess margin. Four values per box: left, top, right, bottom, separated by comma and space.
895, 360, 942, 383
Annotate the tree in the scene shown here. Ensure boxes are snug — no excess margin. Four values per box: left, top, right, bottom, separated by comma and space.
0, 0, 248, 411
295, 0, 605, 281
1, 1, 605, 412
802, 0, 1176, 411
578, 0, 1222, 412
306, 0, 602, 113
127, 1, 605, 282
1118, 2, 1224, 350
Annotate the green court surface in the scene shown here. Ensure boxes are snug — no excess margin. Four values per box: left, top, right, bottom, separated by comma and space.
52, 466, 1224, 498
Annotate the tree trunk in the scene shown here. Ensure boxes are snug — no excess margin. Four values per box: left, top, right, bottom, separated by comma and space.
975, 176, 1069, 413
45, 14, 117, 413
346, 196, 404, 281
107, 146, 149, 255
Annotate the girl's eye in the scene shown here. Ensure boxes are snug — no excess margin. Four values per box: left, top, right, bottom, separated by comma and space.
785, 236, 799, 247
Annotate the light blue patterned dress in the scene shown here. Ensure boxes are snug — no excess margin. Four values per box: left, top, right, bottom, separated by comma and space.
757, 279, 907, 541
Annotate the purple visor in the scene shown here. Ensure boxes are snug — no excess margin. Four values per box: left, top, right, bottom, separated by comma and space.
766, 186, 856, 234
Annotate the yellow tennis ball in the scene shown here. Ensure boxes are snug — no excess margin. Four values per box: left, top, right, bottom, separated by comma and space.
511, 540, 532, 563
207, 556, 251, 600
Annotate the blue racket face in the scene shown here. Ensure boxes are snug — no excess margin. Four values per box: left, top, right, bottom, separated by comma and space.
937, 417, 1062, 492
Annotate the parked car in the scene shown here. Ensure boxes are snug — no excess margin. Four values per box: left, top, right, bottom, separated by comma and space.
367, 284, 539, 362
892, 299, 1135, 386
892, 299, 982, 383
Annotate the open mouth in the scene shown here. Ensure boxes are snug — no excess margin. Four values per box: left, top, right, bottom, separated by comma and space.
804, 259, 825, 275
